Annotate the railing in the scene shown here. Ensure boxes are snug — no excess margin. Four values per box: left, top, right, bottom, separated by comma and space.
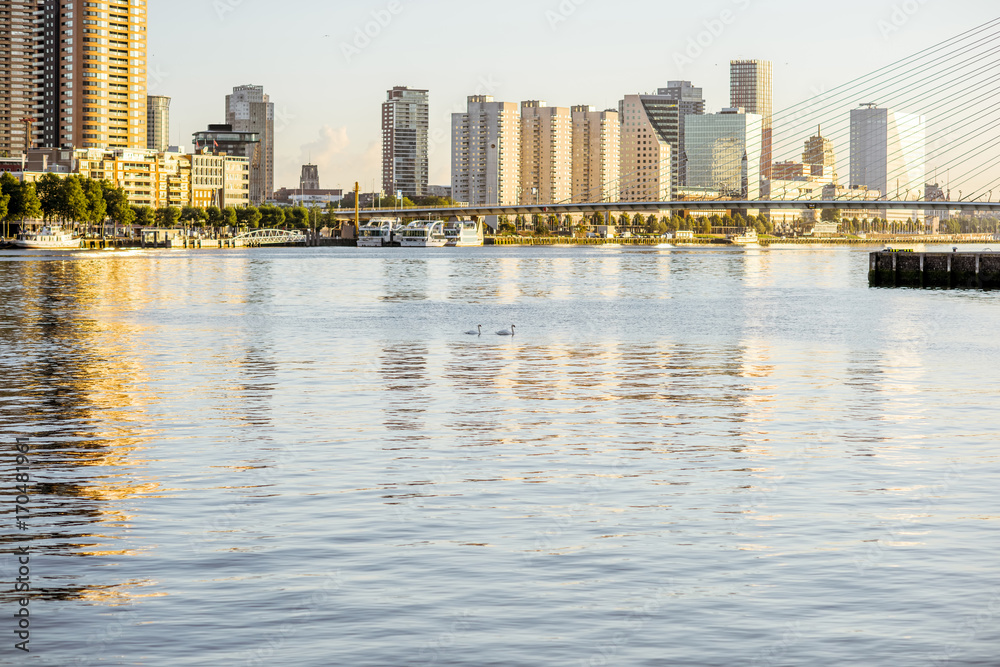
233, 229, 308, 245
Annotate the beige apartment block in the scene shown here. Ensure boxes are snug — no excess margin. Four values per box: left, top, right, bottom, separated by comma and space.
191, 151, 251, 209
619, 95, 671, 202
37, 0, 148, 150
571, 106, 619, 203
452, 95, 520, 207
519, 101, 572, 206
76, 148, 191, 210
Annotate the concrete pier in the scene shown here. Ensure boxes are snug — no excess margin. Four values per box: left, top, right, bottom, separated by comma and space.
869, 251, 1000, 289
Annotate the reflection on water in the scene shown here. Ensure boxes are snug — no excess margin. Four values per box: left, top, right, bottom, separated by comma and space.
1, 246, 999, 665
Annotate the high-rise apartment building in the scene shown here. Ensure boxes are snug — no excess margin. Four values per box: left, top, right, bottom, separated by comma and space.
571, 105, 619, 203
619, 94, 673, 202
519, 101, 572, 206
382, 86, 428, 199
0, 0, 40, 155
451, 95, 520, 208
685, 108, 763, 201
226, 84, 274, 204
36, 0, 148, 151
850, 104, 925, 198
657, 81, 705, 188
300, 164, 320, 190
730, 60, 772, 180
802, 126, 838, 184
147, 96, 170, 152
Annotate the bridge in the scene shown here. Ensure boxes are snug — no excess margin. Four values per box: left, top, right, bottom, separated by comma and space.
335, 200, 1000, 224
335, 18, 1000, 231
234, 229, 308, 245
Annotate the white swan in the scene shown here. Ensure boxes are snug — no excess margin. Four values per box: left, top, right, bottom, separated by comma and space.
464, 325, 482, 336
496, 324, 516, 336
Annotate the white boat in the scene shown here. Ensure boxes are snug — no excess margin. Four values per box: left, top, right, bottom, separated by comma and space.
12, 226, 80, 250
399, 220, 447, 247
727, 227, 759, 246
358, 218, 401, 247
444, 220, 484, 247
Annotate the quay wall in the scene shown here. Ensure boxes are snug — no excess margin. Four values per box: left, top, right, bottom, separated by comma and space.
870, 251, 1000, 289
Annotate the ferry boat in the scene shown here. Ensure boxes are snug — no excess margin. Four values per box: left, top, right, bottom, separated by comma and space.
727, 227, 759, 246
358, 218, 401, 247
444, 220, 484, 247
12, 226, 80, 250
399, 220, 447, 247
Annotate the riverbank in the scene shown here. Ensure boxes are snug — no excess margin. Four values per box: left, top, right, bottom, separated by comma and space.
485, 234, 997, 247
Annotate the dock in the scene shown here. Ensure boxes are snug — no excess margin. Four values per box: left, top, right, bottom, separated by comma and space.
869, 251, 1000, 289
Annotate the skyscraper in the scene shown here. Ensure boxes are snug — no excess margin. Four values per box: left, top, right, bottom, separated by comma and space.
0, 0, 40, 155
685, 108, 763, 201
147, 96, 171, 152
657, 81, 705, 188
730, 60, 773, 180
619, 94, 673, 202
37, 0, 148, 150
451, 95, 521, 209
802, 126, 838, 184
850, 104, 925, 198
520, 101, 572, 206
382, 86, 429, 199
226, 85, 274, 204
571, 105, 620, 203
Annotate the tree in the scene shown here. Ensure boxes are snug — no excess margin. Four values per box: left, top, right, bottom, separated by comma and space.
258, 205, 285, 228
236, 206, 261, 229
61, 177, 90, 226
179, 206, 206, 225
0, 192, 8, 223
286, 207, 308, 229
20, 183, 42, 222
701, 218, 712, 234
102, 182, 134, 229
155, 206, 180, 228
0, 173, 21, 221
85, 178, 107, 229
820, 208, 842, 222
131, 205, 154, 227
36, 173, 63, 222
206, 206, 224, 227
223, 207, 237, 228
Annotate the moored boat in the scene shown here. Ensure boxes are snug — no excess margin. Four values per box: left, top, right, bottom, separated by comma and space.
727, 227, 759, 246
444, 220, 484, 247
11, 226, 81, 250
358, 218, 402, 247
399, 220, 447, 247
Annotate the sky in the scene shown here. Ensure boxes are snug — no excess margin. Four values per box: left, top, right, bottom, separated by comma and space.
150, 0, 999, 195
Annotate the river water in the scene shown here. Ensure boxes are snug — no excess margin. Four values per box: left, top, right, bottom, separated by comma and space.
1, 244, 999, 666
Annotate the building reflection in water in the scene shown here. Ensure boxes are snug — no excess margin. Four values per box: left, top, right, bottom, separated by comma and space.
0, 257, 161, 605
376, 337, 778, 529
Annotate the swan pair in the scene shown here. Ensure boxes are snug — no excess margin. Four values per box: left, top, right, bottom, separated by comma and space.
464, 324, 516, 336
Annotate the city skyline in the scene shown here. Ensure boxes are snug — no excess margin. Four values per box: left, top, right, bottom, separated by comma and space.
148, 0, 993, 193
